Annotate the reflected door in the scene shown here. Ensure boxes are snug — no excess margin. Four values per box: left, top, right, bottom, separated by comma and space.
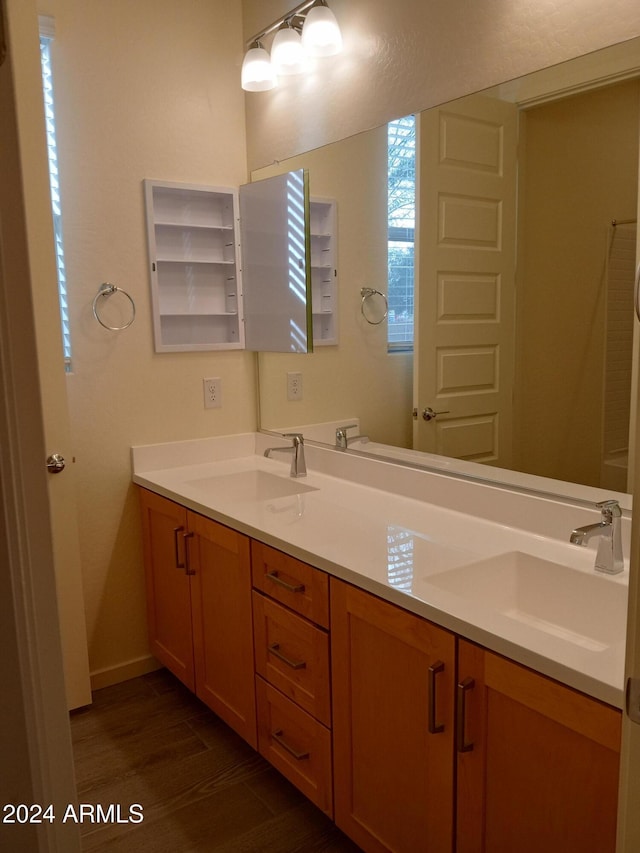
414, 95, 517, 466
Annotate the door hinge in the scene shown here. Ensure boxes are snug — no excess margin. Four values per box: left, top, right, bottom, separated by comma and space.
626, 677, 640, 724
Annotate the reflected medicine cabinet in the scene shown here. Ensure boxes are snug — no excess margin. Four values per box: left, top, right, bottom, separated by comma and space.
309, 198, 338, 347
143, 177, 338, 353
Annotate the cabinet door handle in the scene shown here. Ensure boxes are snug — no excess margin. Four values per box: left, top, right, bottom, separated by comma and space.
265, 570, 305, 594
268, 642, 307, 670
271, 729, 309, 760
428, 660, 445, 734
183, 531, 195, 576
173, 526, 185, 569
457, 677, 475, 753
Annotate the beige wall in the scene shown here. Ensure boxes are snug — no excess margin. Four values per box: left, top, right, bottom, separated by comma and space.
514, 81, 640, 487
242, 0, 640, 170
40, 0, 253, 686
255, 128, 413, 448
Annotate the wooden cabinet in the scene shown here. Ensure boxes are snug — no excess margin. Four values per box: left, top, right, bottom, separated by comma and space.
252, 541, 333, 816
139, 489, 194, 689
331, 578, 456, 853
139, 489, 256, 747
331, 579, 622, 853
456, 639, 621, 853
140, 491, 622, 851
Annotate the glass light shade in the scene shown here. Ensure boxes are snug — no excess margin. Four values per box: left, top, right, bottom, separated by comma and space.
271, 27, 307, 76
241, 45, 277, 92
301, 5, 343, 57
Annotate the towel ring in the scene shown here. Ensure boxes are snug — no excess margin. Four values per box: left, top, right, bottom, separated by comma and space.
360, 287, 388, 325
92, 282, 136, 331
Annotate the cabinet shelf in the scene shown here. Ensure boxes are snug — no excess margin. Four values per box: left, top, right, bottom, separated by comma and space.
156, 256, 236, 266
154, 220, 234, 231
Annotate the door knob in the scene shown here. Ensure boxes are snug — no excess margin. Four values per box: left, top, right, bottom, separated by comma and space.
46, 453, 65, 474
421, 407, 450, 422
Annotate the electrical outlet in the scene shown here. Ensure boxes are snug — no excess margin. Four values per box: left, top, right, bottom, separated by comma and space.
287, 371, 303, 401
203, 377, 222, 409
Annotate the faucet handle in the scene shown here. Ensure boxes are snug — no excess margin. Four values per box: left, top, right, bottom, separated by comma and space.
596, 499, 621, 519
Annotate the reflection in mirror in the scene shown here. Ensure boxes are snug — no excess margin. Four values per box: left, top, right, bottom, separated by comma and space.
241, 169, 312, 352
257, 38, 640, 508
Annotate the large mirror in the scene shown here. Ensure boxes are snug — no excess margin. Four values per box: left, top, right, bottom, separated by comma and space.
257, 37, 640, 509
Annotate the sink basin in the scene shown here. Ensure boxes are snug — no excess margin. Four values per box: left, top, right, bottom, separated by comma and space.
185, 470, 318, 502
427, 551, 627, 651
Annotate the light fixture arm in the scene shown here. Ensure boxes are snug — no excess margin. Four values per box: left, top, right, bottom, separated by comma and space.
246, 0, 324, 47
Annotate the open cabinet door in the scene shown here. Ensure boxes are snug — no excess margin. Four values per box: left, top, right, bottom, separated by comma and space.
241, 169, 313, 352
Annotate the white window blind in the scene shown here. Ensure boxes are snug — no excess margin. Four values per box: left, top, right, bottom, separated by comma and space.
39, 27, 72, 372
387, 115, 416, 351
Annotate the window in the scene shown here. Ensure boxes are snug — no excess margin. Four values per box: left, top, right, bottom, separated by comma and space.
387, 115, 416, 350
40, 26, 72, 371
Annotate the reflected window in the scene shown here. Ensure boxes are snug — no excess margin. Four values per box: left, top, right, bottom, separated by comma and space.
387, 526, 414, 591
387, 115, 415, 351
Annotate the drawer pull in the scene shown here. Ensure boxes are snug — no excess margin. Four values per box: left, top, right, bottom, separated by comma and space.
268, 642, 307, 671
173, 526, 185, 569
183, 531, 195, 576
266, 570, 305, 594
428, 660, 445, 734
457, 676, 475, 753
272, 729, 310, 760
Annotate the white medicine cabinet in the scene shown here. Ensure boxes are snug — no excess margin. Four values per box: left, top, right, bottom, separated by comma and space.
309, 198, 338, 346
143, 176, 338, 354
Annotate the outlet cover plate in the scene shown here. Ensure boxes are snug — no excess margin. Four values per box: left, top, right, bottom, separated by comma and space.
203, 377, 222, 409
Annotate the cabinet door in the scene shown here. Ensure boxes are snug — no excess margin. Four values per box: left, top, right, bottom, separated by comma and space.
240, 169, 313, 353
456, 640, 621, 853
138, 489, 194, 690
331, 579, 455, 853
188, 511, 257, 748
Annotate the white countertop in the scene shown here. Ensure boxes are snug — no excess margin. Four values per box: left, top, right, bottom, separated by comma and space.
132, 433, 628, 708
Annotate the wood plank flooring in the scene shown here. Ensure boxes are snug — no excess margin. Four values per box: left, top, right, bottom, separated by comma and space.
70, 668, 361, 852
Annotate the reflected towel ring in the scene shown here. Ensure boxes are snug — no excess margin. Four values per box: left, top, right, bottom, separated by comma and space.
92, 282, 136, 330
360, 287, 388, 325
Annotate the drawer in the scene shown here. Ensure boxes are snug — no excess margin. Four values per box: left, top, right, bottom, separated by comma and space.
253, 592, 331, 726
256, 676, 333, 817
251, 541, 329, 628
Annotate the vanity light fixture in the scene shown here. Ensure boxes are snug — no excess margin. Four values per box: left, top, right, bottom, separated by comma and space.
241, 0, 342, 92
271, 22, 308, 76
241, 41, 277, 92
301, 2, 342, 57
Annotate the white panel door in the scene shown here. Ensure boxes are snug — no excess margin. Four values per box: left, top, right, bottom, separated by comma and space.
4, 0, 90, 710
414, 95, 518, 467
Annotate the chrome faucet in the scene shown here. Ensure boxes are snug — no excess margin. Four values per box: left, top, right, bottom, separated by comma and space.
264, 433, 307, 478
335, 423, 358, 449
335, 423, 368, 449
570, 499, 624, 575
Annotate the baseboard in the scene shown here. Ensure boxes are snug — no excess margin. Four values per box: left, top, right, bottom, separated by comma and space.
90, 654, 162, 692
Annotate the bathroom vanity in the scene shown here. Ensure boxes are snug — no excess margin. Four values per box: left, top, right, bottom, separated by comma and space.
133, 433, 625, 853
